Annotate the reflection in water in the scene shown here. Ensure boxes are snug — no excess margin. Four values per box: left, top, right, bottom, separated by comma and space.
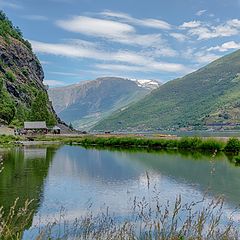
0, 146, 58, 238
0, 145, 240, 238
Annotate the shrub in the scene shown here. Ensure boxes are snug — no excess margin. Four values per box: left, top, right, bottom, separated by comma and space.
0, 88, 16, 124
5, 70, 16, 82
21, 68, 28, 77
178, 137, 202, 149
224, 138, 240, 153
29, 91, 57, 126
234, 155, 240, 164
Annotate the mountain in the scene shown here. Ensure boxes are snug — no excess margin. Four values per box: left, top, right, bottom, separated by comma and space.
48, 77, 160, 130
0, 11, 57, 126
93, 50, 240, 132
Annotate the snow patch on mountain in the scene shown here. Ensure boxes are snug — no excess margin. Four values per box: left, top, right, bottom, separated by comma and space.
129, 78, 161, 90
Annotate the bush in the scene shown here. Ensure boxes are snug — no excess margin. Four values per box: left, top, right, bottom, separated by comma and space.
0, 88, 16, 124
224, 138, 240, 153
234, 155, 240, 164
29, 91, 57, 126
5, 70, 16, 82
21, 68, 28, 77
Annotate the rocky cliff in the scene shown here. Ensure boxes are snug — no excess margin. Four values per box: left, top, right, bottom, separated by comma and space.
0, 11, 57, 126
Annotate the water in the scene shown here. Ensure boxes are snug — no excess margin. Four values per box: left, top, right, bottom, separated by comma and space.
0, 145, 240, 238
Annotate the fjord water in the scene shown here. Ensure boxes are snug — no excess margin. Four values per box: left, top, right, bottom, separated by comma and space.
0, 145, 240, 238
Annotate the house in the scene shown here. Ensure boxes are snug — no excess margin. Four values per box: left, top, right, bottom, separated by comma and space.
24, 121, 48, 134
52, 126, 61, 134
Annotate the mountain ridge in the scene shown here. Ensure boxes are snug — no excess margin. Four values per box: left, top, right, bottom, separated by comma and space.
93, 49, 240, 131
49, 77, 160, 130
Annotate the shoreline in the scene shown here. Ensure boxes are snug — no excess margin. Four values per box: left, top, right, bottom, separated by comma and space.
1, 134, 240, 154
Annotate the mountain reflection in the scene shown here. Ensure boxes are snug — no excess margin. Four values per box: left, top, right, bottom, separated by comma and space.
1, 145, 240, 239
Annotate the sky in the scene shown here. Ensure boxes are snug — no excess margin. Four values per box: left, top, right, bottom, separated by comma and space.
0, 0, 240, 87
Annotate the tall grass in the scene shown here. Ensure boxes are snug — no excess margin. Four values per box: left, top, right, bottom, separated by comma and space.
21, 135, 240, 153
0, 156, 34, 240
33, 189, 239, 240
0, 198, 34, 240
76, 136, 226, 152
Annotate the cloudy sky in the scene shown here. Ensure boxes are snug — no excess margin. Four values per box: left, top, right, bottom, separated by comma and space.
1, 0, 240, 86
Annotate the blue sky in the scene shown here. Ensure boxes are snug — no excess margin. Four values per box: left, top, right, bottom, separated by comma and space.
1, 0, 240, 87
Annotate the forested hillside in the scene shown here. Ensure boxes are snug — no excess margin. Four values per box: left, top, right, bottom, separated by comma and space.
0, 11, 57, 126
93, 50, 240, 131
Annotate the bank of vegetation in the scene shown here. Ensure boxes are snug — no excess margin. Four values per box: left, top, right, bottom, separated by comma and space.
66, 136, 240, 153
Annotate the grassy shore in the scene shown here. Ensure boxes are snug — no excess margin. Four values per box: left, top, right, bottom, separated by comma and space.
2, 134, 240, 153
35, 135, 240, 153
0, 134, 20, 146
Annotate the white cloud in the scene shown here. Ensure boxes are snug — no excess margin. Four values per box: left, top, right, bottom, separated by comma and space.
183, 19, 240, 40
31, 40, 107, 60
207, 41, 240, 52
182, 48, 220, 64
43, 80, 65, 86
95, 63, 146, 72
180, 21, 202, 29
101, 10, 172, 30
170, 33, 188, 42
196, 10, 207, 16
194, 52, 220, 63
49, 71, 82, 77
56, 16, 165, 47
57, 16, 134, 39
39, 60, 51, 65
227, 19, 240, 28
22, 15, 48, 21
0, 0, 22, 9
31, 40, 189, 73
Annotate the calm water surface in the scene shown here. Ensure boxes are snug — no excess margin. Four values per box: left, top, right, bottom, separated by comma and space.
0, 145, 240, 238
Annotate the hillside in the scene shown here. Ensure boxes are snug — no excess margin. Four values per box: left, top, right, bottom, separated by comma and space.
48, 77, 160, 130
0, 11, 57, 126
93, 50, 240, 132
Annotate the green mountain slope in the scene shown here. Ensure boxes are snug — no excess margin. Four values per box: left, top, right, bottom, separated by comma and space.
49, 77, 160, 130
0, 11, 57, 126
93, 50, 240, 131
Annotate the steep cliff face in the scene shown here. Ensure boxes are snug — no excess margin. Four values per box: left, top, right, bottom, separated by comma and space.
0, 11, 57, 126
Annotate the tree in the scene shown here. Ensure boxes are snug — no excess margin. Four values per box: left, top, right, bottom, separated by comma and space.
0, 80, 16, 124
30, 91, 56, 126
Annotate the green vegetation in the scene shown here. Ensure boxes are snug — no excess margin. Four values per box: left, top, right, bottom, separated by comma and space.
21, 67, 28, 77
5, 70, 16, 82
76, 136, 225, 152
224, 137, 240, 153
35, 135, 240, 153
0, 11, 57, 127
29, 91, 57, 126
0, 146, 57, 239
0, 11, 32, 49
94, 50, 240, 131
0, 78, 16, 124
0, 135, 19, 146
49, 77, 153, 130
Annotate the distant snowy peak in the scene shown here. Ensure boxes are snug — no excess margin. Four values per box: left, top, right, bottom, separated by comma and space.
129, 78, 161, 90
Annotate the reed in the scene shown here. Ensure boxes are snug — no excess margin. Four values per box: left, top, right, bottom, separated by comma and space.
34, 189, 239, 240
